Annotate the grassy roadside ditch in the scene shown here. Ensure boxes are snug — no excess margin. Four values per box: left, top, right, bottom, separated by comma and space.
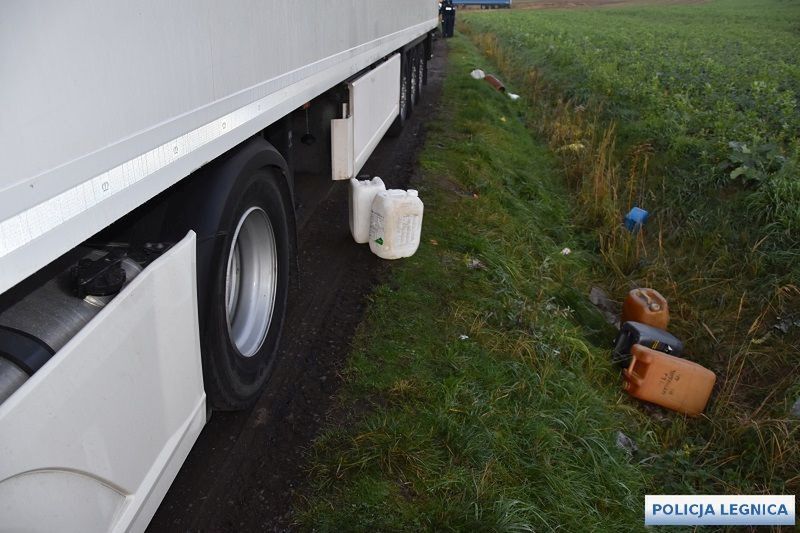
459, 0, 799, 509
299, 36, 646, 531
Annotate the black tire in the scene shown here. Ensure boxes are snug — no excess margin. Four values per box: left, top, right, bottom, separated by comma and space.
415, 44, 425, 100
202, 168, 291, 410
422, 42, 430, 87
387, 50, 413, 137
410, 47, 421, 106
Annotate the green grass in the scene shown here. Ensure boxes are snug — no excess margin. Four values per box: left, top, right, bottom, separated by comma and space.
299, 36, 646, 531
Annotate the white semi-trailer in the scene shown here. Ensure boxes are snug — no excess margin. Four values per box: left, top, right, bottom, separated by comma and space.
0, 2, 437, 530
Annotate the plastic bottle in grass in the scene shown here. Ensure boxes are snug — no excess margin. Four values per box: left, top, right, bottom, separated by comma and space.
369, 189, 424, 259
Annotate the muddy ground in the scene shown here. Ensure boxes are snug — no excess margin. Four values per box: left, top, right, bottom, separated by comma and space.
148, 39, 448, 533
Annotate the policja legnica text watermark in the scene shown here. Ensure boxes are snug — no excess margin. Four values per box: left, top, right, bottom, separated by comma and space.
645, 495, 795, 526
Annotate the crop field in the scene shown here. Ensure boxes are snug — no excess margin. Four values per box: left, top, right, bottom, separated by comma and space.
301, 0, 799, 530
466, 0, 799, 240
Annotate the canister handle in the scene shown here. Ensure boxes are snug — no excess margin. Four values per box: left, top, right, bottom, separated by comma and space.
624, 368, 644, 387
625, 354, 648, 388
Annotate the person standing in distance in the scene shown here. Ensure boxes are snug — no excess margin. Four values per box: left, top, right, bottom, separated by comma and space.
440, 0, 456, 38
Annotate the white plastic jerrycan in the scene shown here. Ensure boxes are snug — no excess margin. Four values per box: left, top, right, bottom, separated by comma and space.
349, 176, 386, 243
369, 189, 424, 259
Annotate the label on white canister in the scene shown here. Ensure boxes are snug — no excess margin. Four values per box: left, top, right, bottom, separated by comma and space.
370, 212, 385, 245
369, 189, 423, 260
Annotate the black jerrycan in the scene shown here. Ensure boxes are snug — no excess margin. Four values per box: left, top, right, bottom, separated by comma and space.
612, 321, 684, 366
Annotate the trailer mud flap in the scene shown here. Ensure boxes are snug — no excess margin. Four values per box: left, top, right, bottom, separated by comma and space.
331, 53, 401, 180
0, 232, 205, 533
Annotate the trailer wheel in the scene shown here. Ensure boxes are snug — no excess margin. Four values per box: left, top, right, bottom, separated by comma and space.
422, 41, 430, 86
410, 47, 421, 106
415, 44, 426, 99
388, 50, 412, 136
202, 168, 291, 410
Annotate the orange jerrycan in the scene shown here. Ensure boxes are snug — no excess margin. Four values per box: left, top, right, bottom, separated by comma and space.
623, 345, 716, 417
621, 288, 669, 329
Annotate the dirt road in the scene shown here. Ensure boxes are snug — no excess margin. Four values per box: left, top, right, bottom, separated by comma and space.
147, 39, 448, 532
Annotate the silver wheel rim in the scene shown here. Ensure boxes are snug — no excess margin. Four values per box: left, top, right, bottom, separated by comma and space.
225, 207, 278, 357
